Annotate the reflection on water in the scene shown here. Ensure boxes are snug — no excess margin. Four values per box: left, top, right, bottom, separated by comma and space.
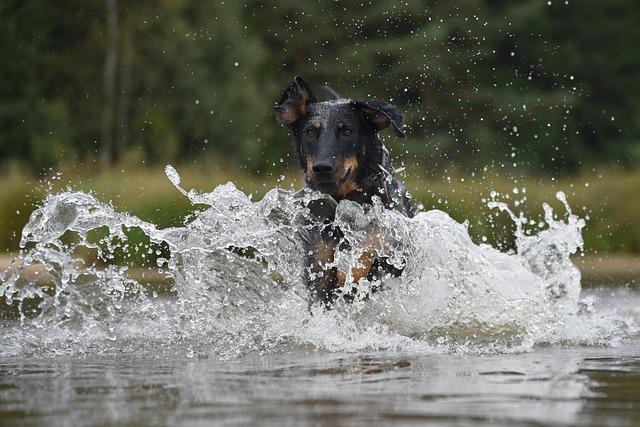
1, 345, 639, 427
579, 355, 640, 427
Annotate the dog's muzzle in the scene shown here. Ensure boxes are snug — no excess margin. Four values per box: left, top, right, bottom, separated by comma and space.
308, 164, 353, 194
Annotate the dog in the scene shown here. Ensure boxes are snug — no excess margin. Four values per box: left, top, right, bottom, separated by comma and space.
275, 76, 413, 306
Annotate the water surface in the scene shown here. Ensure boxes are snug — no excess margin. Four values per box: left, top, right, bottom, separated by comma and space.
2, 344, 639, 426
1, 173, 639, 425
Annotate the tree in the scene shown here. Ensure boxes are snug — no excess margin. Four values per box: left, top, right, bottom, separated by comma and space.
0, 0, 638, 173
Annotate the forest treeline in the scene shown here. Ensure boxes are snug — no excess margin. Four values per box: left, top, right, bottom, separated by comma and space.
1, 0, 639, 174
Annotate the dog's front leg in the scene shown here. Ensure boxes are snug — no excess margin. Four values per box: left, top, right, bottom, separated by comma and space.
304, 225, 341, 307
303, 197, 340, 307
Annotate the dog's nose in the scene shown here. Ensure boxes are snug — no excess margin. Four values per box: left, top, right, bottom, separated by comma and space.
312, 161, 334, 176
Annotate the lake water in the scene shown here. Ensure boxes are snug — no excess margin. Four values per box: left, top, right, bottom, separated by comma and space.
2, 287, 639, 426
1, 173, 639, 425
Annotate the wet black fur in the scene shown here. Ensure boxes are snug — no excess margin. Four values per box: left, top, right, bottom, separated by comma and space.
275, 76, 413, 306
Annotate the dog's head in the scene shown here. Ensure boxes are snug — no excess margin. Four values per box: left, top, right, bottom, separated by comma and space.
275, 76, 405, 196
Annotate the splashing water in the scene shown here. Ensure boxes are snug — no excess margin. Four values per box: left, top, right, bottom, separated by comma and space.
0, 167, 635, 359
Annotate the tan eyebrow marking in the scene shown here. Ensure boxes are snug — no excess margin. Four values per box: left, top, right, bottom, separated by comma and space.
312, 120, 321, 129
337, 121, 344, 128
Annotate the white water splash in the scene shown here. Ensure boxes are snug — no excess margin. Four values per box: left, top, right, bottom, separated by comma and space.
0, 167, 635, 358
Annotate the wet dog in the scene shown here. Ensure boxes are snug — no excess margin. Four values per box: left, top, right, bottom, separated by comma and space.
275, 76, 413, 306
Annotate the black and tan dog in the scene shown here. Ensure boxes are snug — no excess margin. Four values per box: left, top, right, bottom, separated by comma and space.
275, 76, 413, 306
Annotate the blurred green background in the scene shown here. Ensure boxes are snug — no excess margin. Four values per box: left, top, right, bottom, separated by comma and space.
0, 0, 639, 257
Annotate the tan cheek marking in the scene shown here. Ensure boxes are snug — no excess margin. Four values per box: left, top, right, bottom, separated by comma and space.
336, 180, 359, 198
306, 155, 315, 177
343, 157, 358, 173
335, 157, 360, 198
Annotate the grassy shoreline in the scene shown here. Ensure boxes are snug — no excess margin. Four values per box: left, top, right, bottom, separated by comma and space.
1, 163, 639, 256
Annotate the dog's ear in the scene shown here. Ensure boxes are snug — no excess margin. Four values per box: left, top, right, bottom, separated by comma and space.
354, 100, 405, 138
275, 76, 316, 126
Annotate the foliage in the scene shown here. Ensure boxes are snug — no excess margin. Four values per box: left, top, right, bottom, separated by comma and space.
0, 0, 638, 174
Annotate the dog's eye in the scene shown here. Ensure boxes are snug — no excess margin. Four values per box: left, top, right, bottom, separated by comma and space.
306, 129, 317, 138
343, 129, 353, 136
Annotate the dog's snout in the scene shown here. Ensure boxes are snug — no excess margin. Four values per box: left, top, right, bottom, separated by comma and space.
312, 161, 334, 176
